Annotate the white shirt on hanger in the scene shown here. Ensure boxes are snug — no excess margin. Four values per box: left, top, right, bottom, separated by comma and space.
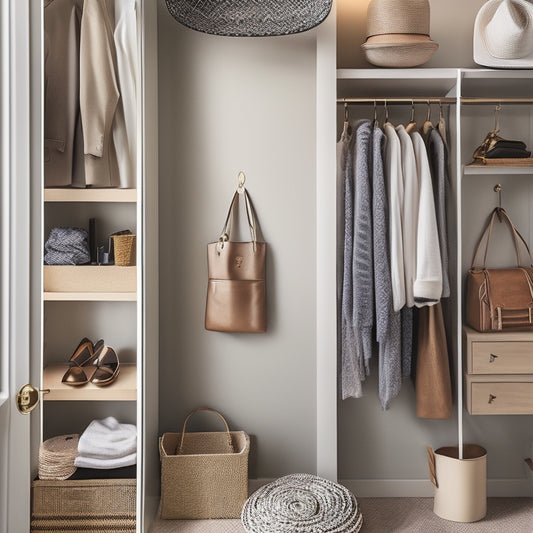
383, 123, 405, 313
410, 131, 443, 306
112, 0, 137, 189
396, 125, 418, 308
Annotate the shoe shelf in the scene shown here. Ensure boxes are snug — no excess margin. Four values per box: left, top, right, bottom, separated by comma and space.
44, 188, 137, 203
43, 266, 137, 301
43, 292, 137, 301
42, 363, 137, 401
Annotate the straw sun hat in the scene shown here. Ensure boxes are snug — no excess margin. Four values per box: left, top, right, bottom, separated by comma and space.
361, 0, 438, 68
474, 0, 533, 68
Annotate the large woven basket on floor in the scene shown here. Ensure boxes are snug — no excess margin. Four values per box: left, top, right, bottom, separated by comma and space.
159, 407, 250, 519
241, 473, 363, 533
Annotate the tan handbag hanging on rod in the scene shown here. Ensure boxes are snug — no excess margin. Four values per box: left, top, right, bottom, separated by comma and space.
205, 172, 266, 333
466, 207, 533, 332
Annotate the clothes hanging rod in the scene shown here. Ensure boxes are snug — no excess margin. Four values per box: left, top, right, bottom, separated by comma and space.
461, 97, 533, 104
337, 97, 457, 104
337, 97, 533, 105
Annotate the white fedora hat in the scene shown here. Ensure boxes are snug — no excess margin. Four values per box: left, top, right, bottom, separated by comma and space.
474, 0, 533, 68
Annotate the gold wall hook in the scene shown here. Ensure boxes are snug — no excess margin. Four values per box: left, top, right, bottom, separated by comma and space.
237, 171, 246, 194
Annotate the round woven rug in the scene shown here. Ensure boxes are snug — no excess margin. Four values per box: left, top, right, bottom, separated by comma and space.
241, 473, 363, 533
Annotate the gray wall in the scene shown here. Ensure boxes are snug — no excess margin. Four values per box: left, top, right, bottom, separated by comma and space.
157, 1, 317, 478
158, 0, 533, 487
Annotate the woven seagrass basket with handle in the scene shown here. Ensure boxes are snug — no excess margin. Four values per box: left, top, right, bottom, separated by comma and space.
159, 407, 250, 519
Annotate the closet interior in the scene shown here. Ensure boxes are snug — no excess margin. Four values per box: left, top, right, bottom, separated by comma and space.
334, 68, 533, 494
29, 1, 159, 532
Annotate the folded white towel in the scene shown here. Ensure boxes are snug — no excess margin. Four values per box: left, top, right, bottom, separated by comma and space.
74, 452, 137, 469
77, 417, 137, 460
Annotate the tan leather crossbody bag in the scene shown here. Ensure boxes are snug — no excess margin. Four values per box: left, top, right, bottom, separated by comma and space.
466, 207, 533, 332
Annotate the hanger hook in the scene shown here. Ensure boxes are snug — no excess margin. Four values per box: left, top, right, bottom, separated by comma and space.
237, 171, 246, 194
494, 183, 502, 209
344, 99, 349, 122
439, 100, 443, 120
494, 102, 502, 132
384, 99, 389, 123
410, 99, 415, 123
373, 100, 378, 122
426, 100, 431, 122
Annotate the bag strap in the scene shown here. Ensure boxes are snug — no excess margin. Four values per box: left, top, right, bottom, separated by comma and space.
177, 407, 234, 455
471, 208, 533, 269
218, 188, 258, 252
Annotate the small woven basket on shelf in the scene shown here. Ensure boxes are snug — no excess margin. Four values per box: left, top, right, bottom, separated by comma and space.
38, 434, 79, 481
112, 235, 136, 266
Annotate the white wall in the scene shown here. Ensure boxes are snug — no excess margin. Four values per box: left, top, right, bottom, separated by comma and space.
157, 1, 318, 478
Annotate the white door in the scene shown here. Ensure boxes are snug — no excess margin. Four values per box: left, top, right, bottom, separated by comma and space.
0, 1, 42, 532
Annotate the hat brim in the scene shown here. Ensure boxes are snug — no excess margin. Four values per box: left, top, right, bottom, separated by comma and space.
362, 39, 438, 68
474, 0, 533, 68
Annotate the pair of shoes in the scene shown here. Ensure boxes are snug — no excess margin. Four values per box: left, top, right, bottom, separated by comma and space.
61, 338, 120, 387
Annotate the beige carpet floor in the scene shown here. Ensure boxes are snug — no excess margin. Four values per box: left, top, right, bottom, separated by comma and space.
150, 497, 533, 532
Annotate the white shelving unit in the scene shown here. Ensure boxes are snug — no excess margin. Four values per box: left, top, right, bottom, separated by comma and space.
329, 66, 533, 493
25, 1, 160, 531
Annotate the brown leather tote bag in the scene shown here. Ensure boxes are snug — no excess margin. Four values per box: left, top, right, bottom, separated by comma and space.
466, 207, 533, 332
205, 182, 266, 333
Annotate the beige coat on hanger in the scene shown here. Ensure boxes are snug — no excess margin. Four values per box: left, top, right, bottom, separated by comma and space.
80, 0, 120, 187
44, 0, 81, 187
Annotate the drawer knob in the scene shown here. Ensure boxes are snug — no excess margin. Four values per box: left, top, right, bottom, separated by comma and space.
489, 353, 499, 363
488, 394, 497, 404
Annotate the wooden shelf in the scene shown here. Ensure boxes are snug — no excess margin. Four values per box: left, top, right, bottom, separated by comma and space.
43, 363, 136, 401
43, 292, 136, 301
463, 165, 533, 175
44, 188, 137, 203
43, 266, 136, 301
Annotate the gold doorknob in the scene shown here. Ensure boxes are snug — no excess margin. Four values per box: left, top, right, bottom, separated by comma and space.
15, 384, 49, 414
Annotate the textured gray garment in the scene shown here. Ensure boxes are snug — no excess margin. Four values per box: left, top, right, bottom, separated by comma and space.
372, 124, 402, 410
339, 123, 364, 399
353, 120, 374, 374
401, 306, 413, 377
427, 127, 450, 299
44, 227, 90, 265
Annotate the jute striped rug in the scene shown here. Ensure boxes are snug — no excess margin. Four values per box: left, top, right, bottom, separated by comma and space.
150, 498, 533, 532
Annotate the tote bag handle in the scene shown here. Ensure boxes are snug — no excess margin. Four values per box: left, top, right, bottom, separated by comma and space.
471, 207, 533, 269
218, 179, 260, 252
177, 407, 234, 455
